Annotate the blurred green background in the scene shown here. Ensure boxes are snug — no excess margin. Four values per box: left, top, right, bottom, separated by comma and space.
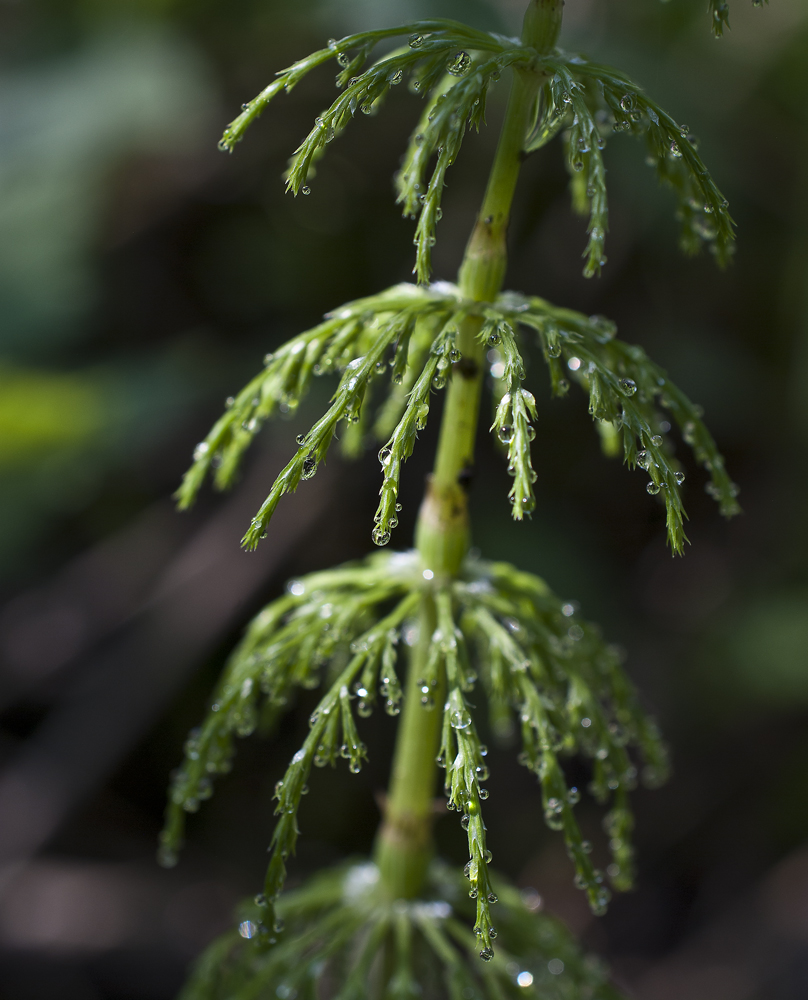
0, 0, 807, 997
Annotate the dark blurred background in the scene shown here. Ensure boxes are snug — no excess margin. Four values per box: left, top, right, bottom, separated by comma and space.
0, 0, 806, 997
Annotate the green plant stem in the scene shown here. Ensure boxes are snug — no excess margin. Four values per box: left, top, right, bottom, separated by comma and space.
375, 0, 562, 900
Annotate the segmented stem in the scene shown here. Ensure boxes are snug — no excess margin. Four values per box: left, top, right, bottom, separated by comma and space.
374, 0, 562, 917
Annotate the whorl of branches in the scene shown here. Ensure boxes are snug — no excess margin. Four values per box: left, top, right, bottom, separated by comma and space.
217, 19, 735, 284
178, 282, 738, 556
178, 861, 620, 1000
161, 550, 667, 956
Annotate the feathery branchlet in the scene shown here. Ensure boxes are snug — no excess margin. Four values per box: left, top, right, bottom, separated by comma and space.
179, 283, 738, 556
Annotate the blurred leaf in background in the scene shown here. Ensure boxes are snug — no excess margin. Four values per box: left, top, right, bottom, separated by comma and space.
0, 12, 220, 581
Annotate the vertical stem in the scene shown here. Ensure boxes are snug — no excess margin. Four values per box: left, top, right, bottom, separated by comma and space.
375, 0, 562, 899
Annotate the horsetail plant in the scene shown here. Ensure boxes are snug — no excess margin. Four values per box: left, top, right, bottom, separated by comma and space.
162, 2, 747, 996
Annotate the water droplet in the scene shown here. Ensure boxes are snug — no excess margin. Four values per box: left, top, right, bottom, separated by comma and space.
389, 69, 403, 86
447, 51, 471, 76
301, 185, 311, 195
409, 33, 424, 48
646, 482, 660, 495
669, 141, 682, 158
619, 378, 637, 396
239, 920, 258, 939
372, 527, 391, 546
651, 434, 663, 446
480, 947, 494, 962
675, 471, 685, 485
301, 453, 317, 480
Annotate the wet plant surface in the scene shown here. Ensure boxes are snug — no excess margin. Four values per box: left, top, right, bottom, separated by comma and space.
1, 1, 807, 999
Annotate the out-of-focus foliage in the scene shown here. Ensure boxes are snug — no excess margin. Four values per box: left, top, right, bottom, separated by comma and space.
0, 17, 219, 574
0, 365, 104, 466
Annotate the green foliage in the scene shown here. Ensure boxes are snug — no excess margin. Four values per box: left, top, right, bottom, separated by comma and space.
177, 16, 742, 556
164, 4, 754, 992
178, 283, 738, 555
706, 0, 769, 38
532, 57, 735, 272
159, 553, 418, 871
161, 552, 667, 956
0, 362, 105, 466
708, 0, 732, 36
217, 20, 734, 283
176, 283, 461, 550
179, 861, 621, 1000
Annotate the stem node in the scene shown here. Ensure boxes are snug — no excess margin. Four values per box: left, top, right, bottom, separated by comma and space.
374, 10, 553, 898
